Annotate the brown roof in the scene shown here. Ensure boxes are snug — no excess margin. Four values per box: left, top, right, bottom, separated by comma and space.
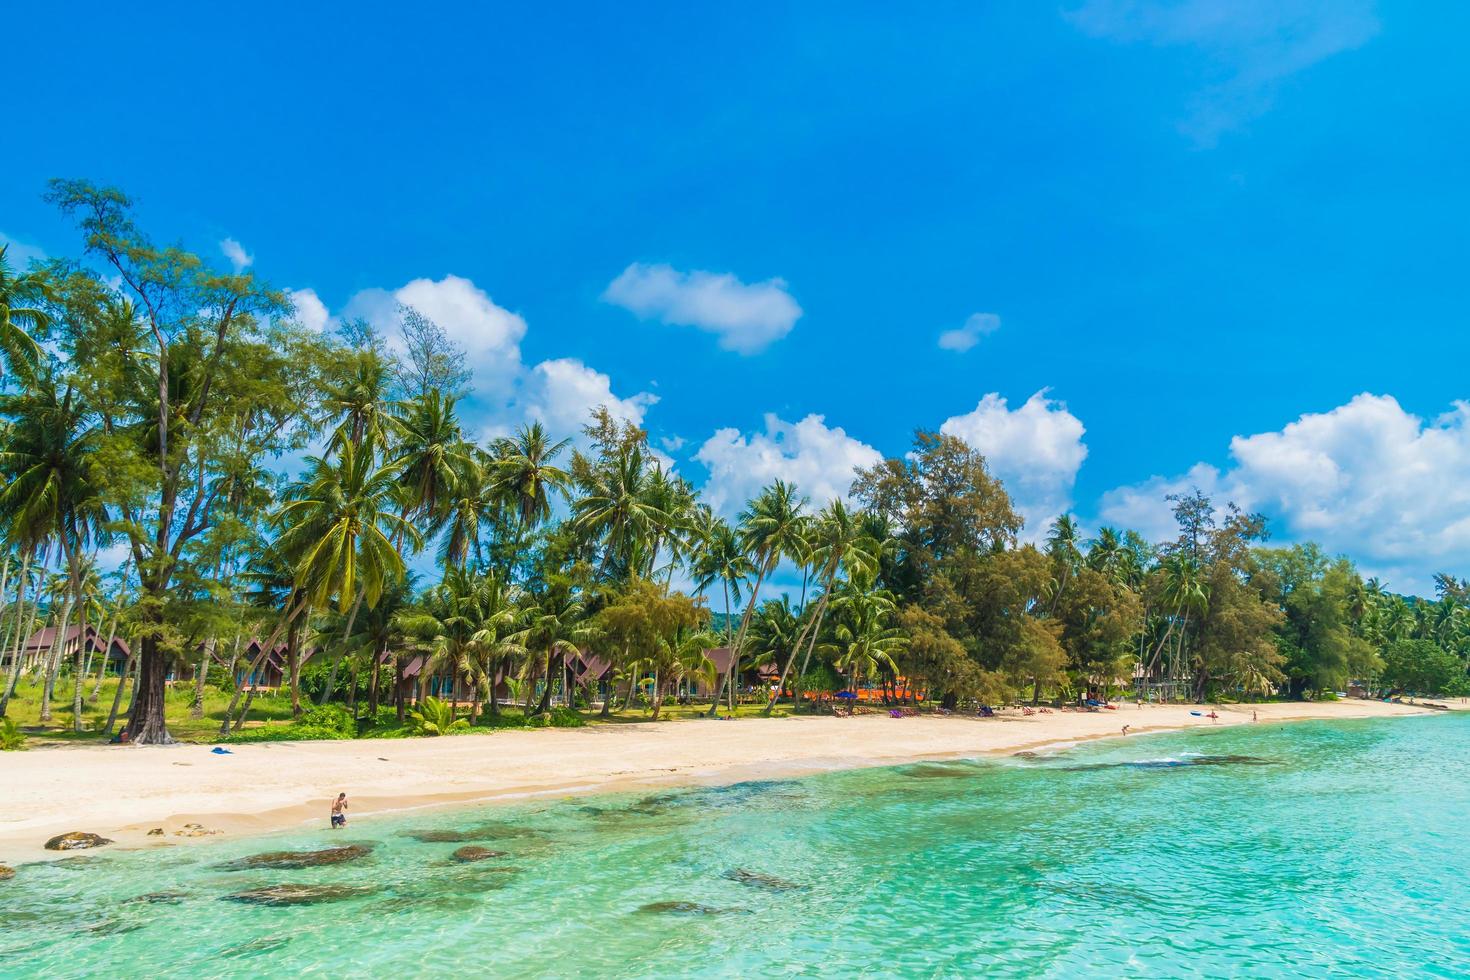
564, 649, 611, 681
24, 625, 130, 658
703, 647, 780, 678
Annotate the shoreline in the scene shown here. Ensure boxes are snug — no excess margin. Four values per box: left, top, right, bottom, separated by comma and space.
0, 699, 1446, 865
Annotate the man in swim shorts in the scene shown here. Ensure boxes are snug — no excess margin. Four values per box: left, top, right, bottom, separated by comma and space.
331, 793, 348, 828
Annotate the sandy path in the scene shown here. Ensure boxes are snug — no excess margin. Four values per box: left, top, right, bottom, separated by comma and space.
0, 699, 1440, 863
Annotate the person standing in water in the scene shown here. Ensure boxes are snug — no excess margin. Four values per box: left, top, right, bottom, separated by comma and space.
331, 793, 348, 829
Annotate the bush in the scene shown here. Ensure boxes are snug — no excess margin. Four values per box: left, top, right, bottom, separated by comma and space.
407, 697, 470, 736
222, 703, 357, 743
527, 707, 586, 728
0, 717, 26, 751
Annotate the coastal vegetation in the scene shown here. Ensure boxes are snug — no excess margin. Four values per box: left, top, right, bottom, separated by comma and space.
1, 181, 1468, 746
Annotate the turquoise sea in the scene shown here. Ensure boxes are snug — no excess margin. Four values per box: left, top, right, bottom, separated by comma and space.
4, 714, 1468, 978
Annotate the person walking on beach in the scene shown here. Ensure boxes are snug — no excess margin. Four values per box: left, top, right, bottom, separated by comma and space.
1122, 725, 1131, 736
331, 793, 348, 829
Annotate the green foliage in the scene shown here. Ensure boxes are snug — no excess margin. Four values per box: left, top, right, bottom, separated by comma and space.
0, 717, 27, 751
223, 703, 356, 743
1381, 639, 1463, 695
407, 696, 470, 736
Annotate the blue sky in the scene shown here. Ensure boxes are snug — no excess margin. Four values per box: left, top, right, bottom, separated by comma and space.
5, 1, 1469, 594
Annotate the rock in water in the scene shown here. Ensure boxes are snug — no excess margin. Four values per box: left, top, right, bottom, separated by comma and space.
220, 844, 373, 870
637, 901, 747, 916
722, 868, 806, 892
451, 846, 509, 862
224, 884, 377, 906
405, 830, 480, 843
44, 832, 113, 851
0, 865, 14, 881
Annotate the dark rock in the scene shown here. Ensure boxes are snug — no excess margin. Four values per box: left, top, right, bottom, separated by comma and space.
174, 822, 221, 838
128, 890, 188, 905
469, 821, 539, 839
404, 829, 480, 843
224, 884, 377, 906
44, 832, 114, 851
723, 868, 806, 892
0, 865, 14, 881
220, 843, 373, 870
451, 846, 509, 862
637, 901, 748, 916
147, 828, 165, 837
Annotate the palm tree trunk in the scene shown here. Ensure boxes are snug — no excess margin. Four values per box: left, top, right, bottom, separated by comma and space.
288, 619, 303, 718
41, 594, 76, 725
534, 646, 556, 714
318, 591, 364, 705
0, 549, 32, 717
103, 650, 136, 737
765, 583, 827, 714
709, 561, 769, 717
89, 593, 125, 704
219, 594, 310, 734
189, 636, 215, 719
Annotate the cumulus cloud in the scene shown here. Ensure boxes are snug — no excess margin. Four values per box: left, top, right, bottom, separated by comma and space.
694, 414, 882, 516
1065, 0, 1379, 144
938, 312, 1000, 353
220, 237, 254, 272
940, 391, 1089, 534
512, 357, 659, 441
287, 288, 331, 333
342, 274, 528, 392
602, 262, 802, 354
1099, 394, 1470, 595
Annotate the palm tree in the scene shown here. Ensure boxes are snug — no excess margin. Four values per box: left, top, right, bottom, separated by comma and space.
317, 348, 396, 451
821, 583, 906, 701
1046, 514, 1082, 614
507, 576, 596, 716
433, 449, 502, 572
769, 499, 875, 713
573, 443, 669, 580
223, 437, 416, 731
0, 380, 108, 731
494, 422, 572, 580
0, 245, 49, 380
690, 510, 753, 644
709, 480, 808, 716
391, 390, 471, 532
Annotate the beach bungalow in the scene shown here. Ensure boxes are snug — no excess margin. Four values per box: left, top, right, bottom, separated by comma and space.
234, 638, 287, 691
694, 647, 780, 700
564, 649, 612, 702
22, 625, 130, 675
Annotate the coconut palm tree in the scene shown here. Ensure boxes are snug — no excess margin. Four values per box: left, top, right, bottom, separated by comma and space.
573, 444, 669, 580
709, 480, 808, 716
0, 379, 109, 731
768, 498, 875, 713
820, 582, 906, 701
222, 437, 417, 731
690, 510, 753, 644
0, 245, 49, 381
494, 421, 572, 580
317, 348, 397, 451
507, 576, 597, 716
433, 449, 502, 573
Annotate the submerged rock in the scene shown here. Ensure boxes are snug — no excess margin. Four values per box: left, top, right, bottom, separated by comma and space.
722, 868, 806, 892
224, 884, 377, 906
1059, 754, 1276, 772
220, 843, 374, 870
404, 829, 482, 843
44, 832, 113, 851
451, 846, 508, 863
0, 865, 14, 881
468, 821, 540, 840
637, 901, 749, 916
219, 936, 292, 959
128, 890, 188, 905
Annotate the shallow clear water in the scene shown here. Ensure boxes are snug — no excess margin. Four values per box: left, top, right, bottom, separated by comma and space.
5, 714, 1469, 977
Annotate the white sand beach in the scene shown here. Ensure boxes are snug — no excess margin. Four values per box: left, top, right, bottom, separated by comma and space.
0, 699, 1442, 864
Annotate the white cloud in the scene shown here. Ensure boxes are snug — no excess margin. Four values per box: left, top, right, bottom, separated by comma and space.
0, 231, 46, 267
602, 262, 802, 354
659, 435, 687, 454
938, 312, 1000, 352
220, 237, 254, 272
342, 275, 528, 392
694, 414, 881, 516
514, 357, 658, 440
1066, 0, 1379, 145
1099, 394, 1470, 596
940, 391, 1089, 535
287, 288, 331, 333
1097, 462, 1230, 544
